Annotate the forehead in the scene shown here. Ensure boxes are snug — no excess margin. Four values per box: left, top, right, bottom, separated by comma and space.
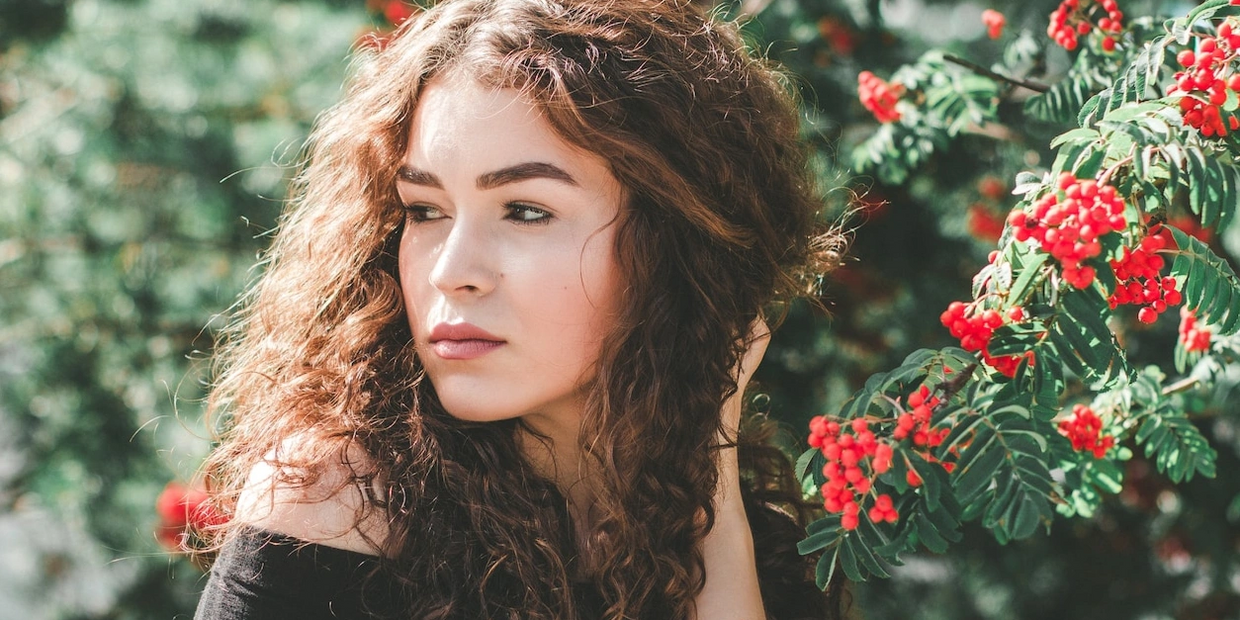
402, 73, 624, 199
406, 74, 556, 160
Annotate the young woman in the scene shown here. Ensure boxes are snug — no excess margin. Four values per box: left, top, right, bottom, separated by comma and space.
194, 0, 841, 618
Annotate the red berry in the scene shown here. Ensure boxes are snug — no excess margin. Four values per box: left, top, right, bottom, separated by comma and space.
907, 470, 923, 487
841, 513, 860, 530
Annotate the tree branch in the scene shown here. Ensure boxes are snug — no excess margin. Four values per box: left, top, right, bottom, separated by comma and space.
943, 53, 1052, 94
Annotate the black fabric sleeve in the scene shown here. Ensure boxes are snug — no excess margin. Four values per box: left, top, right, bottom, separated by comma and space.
194, 526, 399, 620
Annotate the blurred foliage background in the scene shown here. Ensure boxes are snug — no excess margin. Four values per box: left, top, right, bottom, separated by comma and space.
0, 0, 1237, 618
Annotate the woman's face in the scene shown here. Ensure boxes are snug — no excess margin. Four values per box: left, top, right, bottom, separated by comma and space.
397, 74, 624, 430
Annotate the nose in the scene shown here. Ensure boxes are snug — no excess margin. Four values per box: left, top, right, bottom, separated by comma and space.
427, 218, 498, 297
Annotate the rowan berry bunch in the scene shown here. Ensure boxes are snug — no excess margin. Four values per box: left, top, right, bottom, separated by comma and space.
982, 9, 1006, 40
808, 416, 898, 530
1007, 173, 1128, 290
894, 384, 961, 481
1178, 308, 1213, 352
1107, 231, 1182, 323
156, 481, 227, 551
1170, 19, 1240, 137
1047, 0, 1124, 52
357, 0, 420, 49
1057, 404, 1115, 458
858, 71, 905, 123
940, 302, 1033, 377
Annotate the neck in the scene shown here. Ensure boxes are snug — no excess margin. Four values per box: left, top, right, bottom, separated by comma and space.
517, 416, 594, 507
516, 408, 600, 555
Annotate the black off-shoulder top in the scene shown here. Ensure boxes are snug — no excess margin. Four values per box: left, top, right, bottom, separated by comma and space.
194, 525, 612, 619
194, 526, 401, 620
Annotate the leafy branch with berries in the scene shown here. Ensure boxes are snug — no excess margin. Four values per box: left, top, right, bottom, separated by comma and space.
800, 0, 1240, 587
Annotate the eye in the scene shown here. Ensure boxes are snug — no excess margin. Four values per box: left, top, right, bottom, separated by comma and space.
505, 202, 552, 224
403, 203, 447, 223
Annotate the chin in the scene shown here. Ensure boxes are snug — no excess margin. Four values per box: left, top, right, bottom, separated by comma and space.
433, 386, 523, 423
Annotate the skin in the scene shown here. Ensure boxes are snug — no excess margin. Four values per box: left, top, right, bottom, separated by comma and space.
238, 73, 768, 620
396, 73, 624, 449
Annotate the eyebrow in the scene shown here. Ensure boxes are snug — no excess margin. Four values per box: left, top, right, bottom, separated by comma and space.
396, 162, 579, 190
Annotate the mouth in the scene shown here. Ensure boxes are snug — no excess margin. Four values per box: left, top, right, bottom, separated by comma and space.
427, 322, 505, 360
430, 339, 504, 360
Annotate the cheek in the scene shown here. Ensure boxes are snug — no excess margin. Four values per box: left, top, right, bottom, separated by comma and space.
515, 232, 621, 363
567, 228, 622, 340
397, 230, 429, 333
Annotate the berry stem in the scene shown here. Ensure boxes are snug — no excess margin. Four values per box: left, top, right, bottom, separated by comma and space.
1096, 153, 1134, 187
942, 53, 1052, 94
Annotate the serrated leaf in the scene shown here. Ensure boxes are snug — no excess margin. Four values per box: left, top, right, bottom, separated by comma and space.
814, 546, 840, 590
1170, 226, 1240, 335
795, 447, 818, 482
1009, 494, 1045, 539
1050, 127, 1102, 149
908, 452, 945, 511
955, 442, 1005, 500
838, 537, 863, 581
914, 512, 950, 553
798, 526, 839, 555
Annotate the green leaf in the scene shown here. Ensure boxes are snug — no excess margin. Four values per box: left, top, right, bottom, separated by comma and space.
908, 451, 946, 511
1135, 414, 1218, 483
914, 512, 950, 553
1050, 127, 1101, 149
848, 523, 892, 579
796, 447, 822, 482
1170, 226, 1240, 335
1009, 494, 1045, 539
1028, 71, 1103, 125
955, 441, 1005, 501
838, 536, 863, 581
1007, 252, 1050, 306
814, 546, 840, 590
1050, 288, 1133, 388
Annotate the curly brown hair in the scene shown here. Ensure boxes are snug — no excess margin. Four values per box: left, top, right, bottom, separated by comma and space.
201, 0, 843, 618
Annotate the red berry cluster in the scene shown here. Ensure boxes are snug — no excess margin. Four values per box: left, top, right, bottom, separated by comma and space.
1058, 404, 1115, 458
817, 16, 859, 56
940, 302, 1034, 377
1008, 173, 1127, 290
808, 416, 897, 530
1178, 308, 1212, 352
1048, 0, 1124, 52
1107, 232, 1181, 323
1170, 21, 1240, 137
858, 71, 905, 123
357, 1, 420, 49
367, 0, 416, 25
968, 203, 1006, 243
982, 9, 1006, 40
156, 481, 227, 550
894, 385, 948, 448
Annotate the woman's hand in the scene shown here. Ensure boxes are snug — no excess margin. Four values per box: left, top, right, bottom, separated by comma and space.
694, 318, 771, 620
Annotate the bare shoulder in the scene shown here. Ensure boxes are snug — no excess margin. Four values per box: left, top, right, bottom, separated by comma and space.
234, 435, 391, 556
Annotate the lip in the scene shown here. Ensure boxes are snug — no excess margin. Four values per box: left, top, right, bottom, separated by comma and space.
428, 322, 505, 361
428, 322, 504, 343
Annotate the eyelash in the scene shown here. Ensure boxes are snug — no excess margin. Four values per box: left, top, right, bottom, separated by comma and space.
400, 202, 552, 225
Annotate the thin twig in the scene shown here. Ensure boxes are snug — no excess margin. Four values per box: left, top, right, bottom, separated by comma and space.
943, 53, 1052, 94
1161, 376, 1200, 396
1098, 153, 1135, 186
